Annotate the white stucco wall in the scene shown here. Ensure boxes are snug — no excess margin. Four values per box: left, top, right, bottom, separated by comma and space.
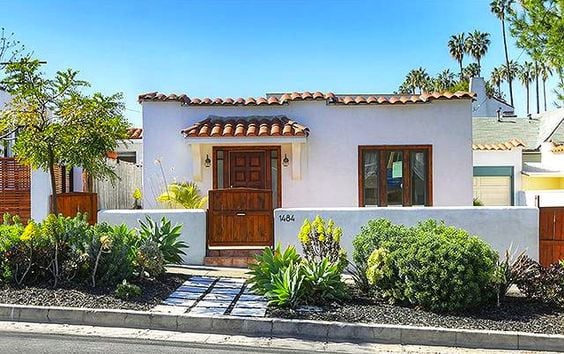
274, 207, 539, 261
518, 190, 564, 207
473, 149, 523, 201
98, 209, 207, 265
0, 90, 9, 109
115, 139, 143, 165
540, 142, 564, 170
141, 99, 473, 208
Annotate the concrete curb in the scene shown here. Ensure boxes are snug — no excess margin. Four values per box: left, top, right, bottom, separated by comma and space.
0, 304, 562, 352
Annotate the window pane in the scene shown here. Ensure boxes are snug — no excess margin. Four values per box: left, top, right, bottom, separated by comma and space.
386, 151, 403, 205
363, 151, 379, 206
271, 151, 278, 208
216, 150, 224, 188
411, 151, 427, 205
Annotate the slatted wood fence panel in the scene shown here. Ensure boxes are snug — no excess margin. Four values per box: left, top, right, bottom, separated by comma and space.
0, 158, 31, 221
54, 192, 98, 224
93, 161, 142, 210
539, 207, 564, 266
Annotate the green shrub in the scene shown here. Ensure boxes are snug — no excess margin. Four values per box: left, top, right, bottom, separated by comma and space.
157, 182, 207, 209
298, 216, 347, 272
136, 238, 166, 278
86, 223, 136, 287
138, 216, 187, 264
115, 279, 142, 300
355, 219, 498, 312
514, 255, 564, 307
247, 243, 301, 295
265, 262, 305, 308
302, 258, 347, 303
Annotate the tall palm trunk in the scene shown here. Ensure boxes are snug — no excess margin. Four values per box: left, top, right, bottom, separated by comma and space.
525, 84, 530, 115
535, 62, 540, 114
543, 78, 547, 111
501, 15, 514, 106
477, 58, 481, 77
458, 60, 464, 80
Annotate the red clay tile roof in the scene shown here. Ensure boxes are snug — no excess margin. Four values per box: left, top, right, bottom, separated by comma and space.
181, 116, 309, 138
139, 91, 474, 106
127, 128, 143, 139
472, 138, 525, 151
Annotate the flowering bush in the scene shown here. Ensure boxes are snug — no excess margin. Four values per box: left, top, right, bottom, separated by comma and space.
298, 216, 347, 272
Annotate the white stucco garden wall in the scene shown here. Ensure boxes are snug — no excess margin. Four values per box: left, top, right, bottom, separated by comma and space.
31, 169, 51, 221
141, 99, 473, 208
473, 148, 523, 201
98, 209, 206, 265
274, 207, 539, 260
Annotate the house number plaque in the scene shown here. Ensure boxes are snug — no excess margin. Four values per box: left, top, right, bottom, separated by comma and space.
278, 214, 295, 222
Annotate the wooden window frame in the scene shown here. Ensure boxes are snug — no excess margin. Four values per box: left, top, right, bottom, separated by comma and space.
358, 145, 433, 207
212, 146, 282, 208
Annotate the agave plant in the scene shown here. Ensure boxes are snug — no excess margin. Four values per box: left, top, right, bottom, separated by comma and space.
247, 243, 302, 295
157, 182, 207, 209
137, 216, 187, 264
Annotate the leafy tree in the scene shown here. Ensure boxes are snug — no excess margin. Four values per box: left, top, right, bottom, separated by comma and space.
0, 58, 129, 214
465, 30, 491, 76
518, 61, 535, 114
490, 0, 516, 106
509, 0, 563, 105
448, 33, 466, 79
0, 28, 26, 77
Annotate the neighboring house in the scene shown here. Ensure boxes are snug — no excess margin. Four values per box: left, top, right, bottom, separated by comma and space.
113, 127, 143, 165
138, 90, 475, 209
469, 77, 514, 118
472, 108, 564, 206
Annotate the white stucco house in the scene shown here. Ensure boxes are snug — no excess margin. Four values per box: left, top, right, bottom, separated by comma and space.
138, 91, 475, 210
472, 108, 564, 206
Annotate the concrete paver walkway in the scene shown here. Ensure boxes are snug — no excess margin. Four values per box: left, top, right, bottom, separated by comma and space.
154, 275, 268, 317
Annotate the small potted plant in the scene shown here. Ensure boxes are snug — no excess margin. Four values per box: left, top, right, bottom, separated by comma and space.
132, 188, 143, 209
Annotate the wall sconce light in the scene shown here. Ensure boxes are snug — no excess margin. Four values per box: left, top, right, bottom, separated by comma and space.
282, 154, 290, 167
204, 154, 211, 168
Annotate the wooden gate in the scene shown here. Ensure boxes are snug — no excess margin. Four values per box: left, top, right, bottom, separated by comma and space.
54, 192, 98, 224
0, 158, 31, 221
208, 189, 273, 247
539, 207, 564, 266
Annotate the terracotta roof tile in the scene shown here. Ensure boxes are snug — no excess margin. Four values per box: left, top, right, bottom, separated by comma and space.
139, 91, 474, 106
472, 138, 525, 151
126, 128, 143, 139
181, 115, 309, 138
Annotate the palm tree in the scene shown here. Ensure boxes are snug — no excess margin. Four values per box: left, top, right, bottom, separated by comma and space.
464, 30, 491, 76
490, 66, 505, 94
434, 69, 456, 92
538, 62, 553, 111
490, 0, 515, 106
448, 33, 466, 79
518, 62, 534, 115
533, 61, 540, 114
404, 67, 431, 94
502, 60, 520, 102
463, 63, 481, 80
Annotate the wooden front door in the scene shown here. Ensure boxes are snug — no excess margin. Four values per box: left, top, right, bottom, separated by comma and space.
208, 189, 273, 247
539, 207, 564, 266
229, 151, 266, 189
208, 147, 280, 248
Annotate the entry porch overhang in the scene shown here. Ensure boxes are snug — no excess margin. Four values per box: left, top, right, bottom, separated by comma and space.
182, 115, 308, 182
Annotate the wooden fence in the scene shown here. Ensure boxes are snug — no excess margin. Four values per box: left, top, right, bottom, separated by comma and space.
54, 192, 98, 224
0, 157, 31, 221
94, 160, 142, 210
539, 207, 564, 266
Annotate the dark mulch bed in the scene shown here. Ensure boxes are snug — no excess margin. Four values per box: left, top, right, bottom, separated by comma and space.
0, 274, 186, 311
269, 288, 564, 335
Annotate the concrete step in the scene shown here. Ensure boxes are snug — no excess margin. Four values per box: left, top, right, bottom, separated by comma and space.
203, 256, 256, 268
207, 249, 265, 257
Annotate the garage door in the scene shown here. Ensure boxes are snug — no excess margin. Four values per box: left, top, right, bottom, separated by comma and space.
473, 176, 512, 206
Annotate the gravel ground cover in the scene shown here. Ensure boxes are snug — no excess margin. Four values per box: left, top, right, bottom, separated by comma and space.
0, 275, 186, 311
269, 288, 564, 335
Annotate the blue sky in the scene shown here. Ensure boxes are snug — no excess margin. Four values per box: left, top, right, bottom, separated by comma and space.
0, 0, 558, 125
